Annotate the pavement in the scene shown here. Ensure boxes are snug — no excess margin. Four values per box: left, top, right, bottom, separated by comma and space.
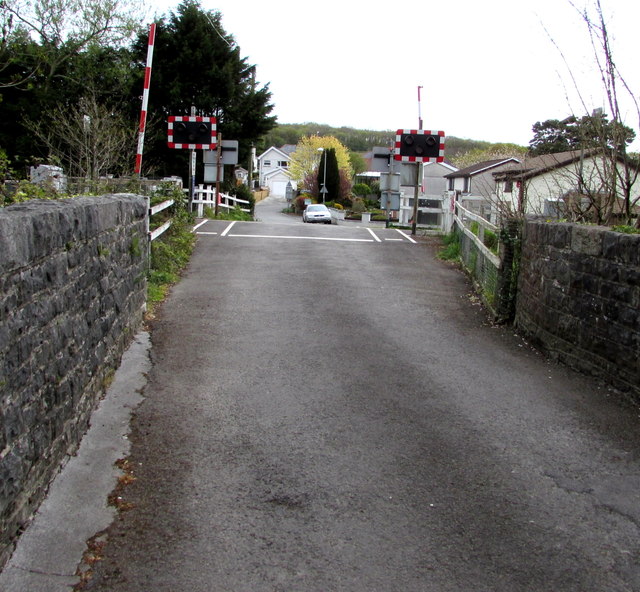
0, 331, 151, 592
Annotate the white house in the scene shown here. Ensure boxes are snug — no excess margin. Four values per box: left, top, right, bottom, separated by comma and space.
492, 150, 640, 219
257, 145, 297, 197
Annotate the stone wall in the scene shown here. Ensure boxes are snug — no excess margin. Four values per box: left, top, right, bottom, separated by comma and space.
516, 220, 639, 398
0, 195, 147, 568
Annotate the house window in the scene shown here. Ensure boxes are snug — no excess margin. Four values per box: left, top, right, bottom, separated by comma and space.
278, 160, 288, 168
504, 179, 513, 193
448, 178, 455, 191
264, 160, 271, 167
463, 177, 470, 192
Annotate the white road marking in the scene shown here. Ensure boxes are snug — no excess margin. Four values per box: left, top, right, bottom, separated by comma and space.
196, 232, 218, 235
192, 220, 209, 232
221, 221, 236, 237
366, 228, 382, 242
395, 229, 417, 244
385, 238, 403, 241
229, 234, 374, 243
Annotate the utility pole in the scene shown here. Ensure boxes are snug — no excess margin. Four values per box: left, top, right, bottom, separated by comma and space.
411, 86, 424, 236
214, 132, 222, 217
189, 105, 196, 212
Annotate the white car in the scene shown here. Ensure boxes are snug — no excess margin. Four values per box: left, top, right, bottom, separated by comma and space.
302, 204, 332, 224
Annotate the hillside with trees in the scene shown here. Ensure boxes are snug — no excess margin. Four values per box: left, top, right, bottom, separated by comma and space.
262, 123, 526, 167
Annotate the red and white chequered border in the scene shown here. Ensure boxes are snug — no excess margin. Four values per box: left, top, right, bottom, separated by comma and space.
393, 129, 445, 163
167, 116, 217, 150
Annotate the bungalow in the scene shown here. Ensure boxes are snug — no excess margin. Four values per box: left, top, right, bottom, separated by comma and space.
443, 157, 520, 222
492, 150, 640, 220
444, 157, 520, 198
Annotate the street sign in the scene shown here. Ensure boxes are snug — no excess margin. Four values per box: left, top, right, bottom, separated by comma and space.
168, 116, 217, 149
371, 146, 393, 173
380, 191, 401, 210
203, 140, 239, 165
203, 164, 222, 183
393, 129, 445, 163
380, 172, 401, 191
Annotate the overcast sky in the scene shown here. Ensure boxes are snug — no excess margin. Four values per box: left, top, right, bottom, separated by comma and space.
149, 0, 639, 148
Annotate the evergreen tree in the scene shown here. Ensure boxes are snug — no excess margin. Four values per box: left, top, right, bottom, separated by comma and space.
132, 0, 276, 177
529, 113, 635, 156
317, 147, 340, 203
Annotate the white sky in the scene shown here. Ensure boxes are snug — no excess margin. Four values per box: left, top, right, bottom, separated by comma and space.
148, 0, 639, 148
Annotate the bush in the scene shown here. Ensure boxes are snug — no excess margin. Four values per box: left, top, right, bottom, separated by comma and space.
484, 229, 499, 252
352, 182, 370, 197
351, 198, 366, 213
229, 183, 255, 214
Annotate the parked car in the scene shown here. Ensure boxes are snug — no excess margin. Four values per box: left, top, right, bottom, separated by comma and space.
303, 204, 332, 224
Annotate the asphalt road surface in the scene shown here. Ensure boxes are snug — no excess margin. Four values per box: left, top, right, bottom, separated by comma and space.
87, 198, 640, 591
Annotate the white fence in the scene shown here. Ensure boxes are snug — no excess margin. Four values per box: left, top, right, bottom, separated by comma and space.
191, 184, 250, 217
453, 202, 500, 267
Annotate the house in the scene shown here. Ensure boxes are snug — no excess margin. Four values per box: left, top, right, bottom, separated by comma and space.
492, 150, 640, 219
443, 157, 520, 222
257, 145, 297, 197
398, 161, 458, 226
444, 158, 520, 199
234, 167, 248, 185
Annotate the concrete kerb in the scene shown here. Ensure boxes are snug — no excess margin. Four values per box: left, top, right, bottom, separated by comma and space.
0, 331, 151, 592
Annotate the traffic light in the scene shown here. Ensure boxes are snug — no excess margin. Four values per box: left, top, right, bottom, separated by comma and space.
394, 129, 445, 162
168, 116, 217, 149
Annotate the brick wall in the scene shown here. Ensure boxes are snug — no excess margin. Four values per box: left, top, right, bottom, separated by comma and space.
516, 220, 639, 398
0, 195, 147, 568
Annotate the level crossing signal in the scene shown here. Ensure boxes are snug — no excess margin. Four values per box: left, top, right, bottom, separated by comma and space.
167, 116, 217, 150
394, 129, 445, 163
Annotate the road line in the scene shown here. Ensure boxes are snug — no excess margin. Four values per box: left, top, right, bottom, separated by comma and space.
395, 229, 417, 244
196, 232, 218, 235
229, 234, 374, 243
221, 221, 236, 237
192, 220, 209, 232
385, 238, 403, 241
367, 228, 382, 242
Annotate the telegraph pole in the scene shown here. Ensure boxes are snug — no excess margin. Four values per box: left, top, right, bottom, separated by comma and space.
411, 86, 424, 236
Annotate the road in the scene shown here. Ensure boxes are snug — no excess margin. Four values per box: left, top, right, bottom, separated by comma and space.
87, 198, 640, 591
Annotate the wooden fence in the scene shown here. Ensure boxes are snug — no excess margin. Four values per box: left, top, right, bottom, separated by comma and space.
191, 184, 251, 217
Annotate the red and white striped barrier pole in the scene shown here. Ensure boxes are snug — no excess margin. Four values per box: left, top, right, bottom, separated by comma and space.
134, 23, 156, 175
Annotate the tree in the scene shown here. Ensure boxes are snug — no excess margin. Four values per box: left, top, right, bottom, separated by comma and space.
317, 148, 340, 203
529, 112, 635, 156
0, 0, 143, 90
451, 143, 527, 169
132, 0, 276, 178
543, 0, 640, 225
24, 92, 135, 179
349, 151, 367, 176
0, 1, 142, 173
288, 135, 353, 194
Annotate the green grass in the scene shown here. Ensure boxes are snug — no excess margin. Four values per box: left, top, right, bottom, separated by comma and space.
146, 185, 197, 314
611, 224, 640, 234
438, 231, 461, 261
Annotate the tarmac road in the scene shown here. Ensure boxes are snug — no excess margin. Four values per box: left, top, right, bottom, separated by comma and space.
63, 198, 640, 589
